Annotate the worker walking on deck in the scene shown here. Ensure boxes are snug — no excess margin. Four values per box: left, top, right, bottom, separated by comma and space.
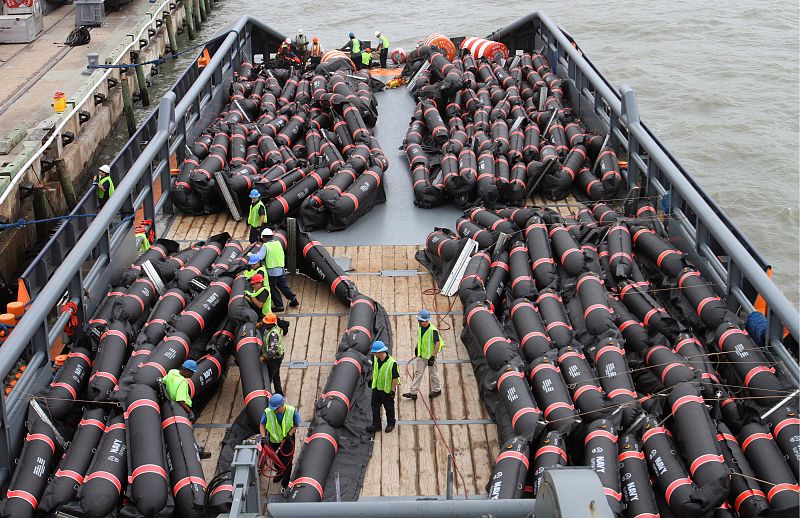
258, 313, 286, 395
367, 340, 399, 434
245, 273, 272, 317
247, 189, 267, 243
95, 164, 115, 209
402, 309, 443, 400
361, 48, 373, 70
260, 393, 300, 493
375, 31, 390, 68
295, 29, 309, 64
341, 32, 361, 69
309, 37, 322, 68
260, 228, 299, 312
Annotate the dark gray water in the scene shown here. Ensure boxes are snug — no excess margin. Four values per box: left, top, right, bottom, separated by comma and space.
103, 0, 799, 304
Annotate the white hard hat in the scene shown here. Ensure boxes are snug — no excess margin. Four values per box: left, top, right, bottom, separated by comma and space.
99, 164, 111, 174
298, 29, 303, 35
375, 31, 381, 37
285, 37, 291, 44
261, 228, 274, 238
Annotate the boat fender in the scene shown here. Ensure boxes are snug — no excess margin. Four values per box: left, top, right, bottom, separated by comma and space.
530, 431, 567, 497
88, 321, 131, 401
737, 423, 800, 512
464, 302, 517, 371
78, 413, 127, 518
486, 436, 529, 499
287, 420, 339, 502
125, 384, 169, 516
497, 364, 544, 442
528, 353, 578, 434
508, 242, 537, 301
587, 338, 643, 429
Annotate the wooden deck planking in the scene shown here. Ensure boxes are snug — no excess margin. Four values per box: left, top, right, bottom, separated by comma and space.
180, 242, 496, 497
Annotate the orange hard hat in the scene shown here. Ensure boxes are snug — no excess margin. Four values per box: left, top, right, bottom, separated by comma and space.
313, 36, 318, 42
263, 313, 278, 324
251, 274, 264, 283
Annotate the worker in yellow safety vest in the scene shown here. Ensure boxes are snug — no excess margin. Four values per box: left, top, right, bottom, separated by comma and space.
245, 273, 272, 316
259, 393, 300, 492
375, 31, 390, 68
247, 189, 267, 243
402, 309, 443, 401
95, 164, 115, 209
342, 32, 361, 69
163, 359, 197, 420
367, 340, 399, 434
243, 253, 267, 279
361, 48, 373, 69
260, 228, 299, 312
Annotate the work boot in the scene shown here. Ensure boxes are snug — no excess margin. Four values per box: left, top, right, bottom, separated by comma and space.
384, 424, 395, 433
366, 424, 379, 433
429, 390, 442, 399
273, 306, 285, 313
402, 392, 417, 400
289, 299, 300, 307
280, 486, 289, 497
199, 448, 212, 459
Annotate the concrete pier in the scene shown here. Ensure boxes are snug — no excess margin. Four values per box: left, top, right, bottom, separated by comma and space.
0, 0, 190, 281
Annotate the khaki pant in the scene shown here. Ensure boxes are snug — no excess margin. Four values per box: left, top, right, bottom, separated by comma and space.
408, 356, 442, 395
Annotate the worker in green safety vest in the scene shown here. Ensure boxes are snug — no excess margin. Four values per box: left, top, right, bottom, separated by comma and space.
374, 31, 390, 68
342, 32, 361, 69
163, 359, 197, 420
367, 340, 399, 434
247, 189, 267, 243
361, 48, 373, 69
243, 253, 268, 279
95, 164, 115, 209
245, 274, 272, 316
135, 231, 151, 253
259, 393, 300, 492
403, 309, 443, 401
260, 228, 299, 312
258, 312, 286, 395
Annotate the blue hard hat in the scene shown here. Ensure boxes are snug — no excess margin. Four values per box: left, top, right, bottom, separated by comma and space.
370, 340, 388, 354
249, 189, 261, 199
417, 309, 431, 322
248, 254, 260, 265
269, 393, 285, 410
349, 32, 355, 38
182, 359, 198, 372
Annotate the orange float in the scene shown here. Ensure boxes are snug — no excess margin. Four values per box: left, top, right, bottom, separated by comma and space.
460, 37, 509, 60
423, 33, 456, 61
320, 50, 355, 71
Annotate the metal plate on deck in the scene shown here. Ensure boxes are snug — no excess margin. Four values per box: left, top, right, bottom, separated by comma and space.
288, 360, 309, 369
379, 269, 419, 277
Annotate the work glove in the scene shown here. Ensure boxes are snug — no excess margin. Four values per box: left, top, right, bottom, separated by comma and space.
427, 356, 436, 366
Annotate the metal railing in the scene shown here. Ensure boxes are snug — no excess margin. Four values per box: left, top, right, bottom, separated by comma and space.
492, 13, 799, 382
0, 16, 283, 490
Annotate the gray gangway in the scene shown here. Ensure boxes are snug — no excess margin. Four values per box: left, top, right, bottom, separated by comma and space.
0, 12, 798, 494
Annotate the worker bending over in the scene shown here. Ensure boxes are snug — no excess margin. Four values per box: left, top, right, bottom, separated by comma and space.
260, 393, 300, 493
244, 253, 267, 279
247, 189, 268, 243
375, 31, 390, 68
403, 309, 443, 400
361, 48, 373, 69
163, 359, 197, 419
367, 340, 399, 434
258, 313, 286, 395
245, 273, 272, 317
277, 37, 300, 66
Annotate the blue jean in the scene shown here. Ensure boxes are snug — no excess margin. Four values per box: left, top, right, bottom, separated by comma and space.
268, 274, 296, 310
